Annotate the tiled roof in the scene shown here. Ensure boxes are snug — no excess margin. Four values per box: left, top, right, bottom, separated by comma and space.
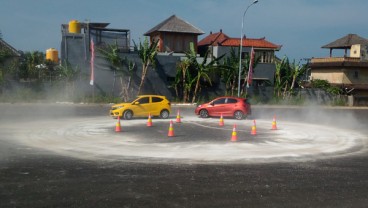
198, 31, 230, 46
322, 34, 368, 49
198, 30, 281, 50
222, 37, 280, 49
144, 15, 204, 36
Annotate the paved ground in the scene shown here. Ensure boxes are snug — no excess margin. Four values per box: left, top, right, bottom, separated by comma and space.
0, 103, 368, 207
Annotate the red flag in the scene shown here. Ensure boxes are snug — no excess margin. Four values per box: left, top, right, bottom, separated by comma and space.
246, 47, 255, 88
90, 39, 95, 86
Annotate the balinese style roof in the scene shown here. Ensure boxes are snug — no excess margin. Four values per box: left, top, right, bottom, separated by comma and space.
0, 39, 21, 56
198, 30, 281, 50
322, 34, 368, 49
144, 15, 204, 36
198, 30, 230, 46
222, 37, 280, 49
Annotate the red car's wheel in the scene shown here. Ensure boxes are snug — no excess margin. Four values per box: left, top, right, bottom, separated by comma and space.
199, 109, 209, 118
234, 110, 244, 120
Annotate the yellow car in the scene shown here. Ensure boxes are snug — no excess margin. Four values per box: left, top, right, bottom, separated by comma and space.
110, 95, 171, 120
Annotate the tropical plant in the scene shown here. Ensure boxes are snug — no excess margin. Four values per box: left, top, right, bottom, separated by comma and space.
274, 56, 289, 98
185, 46, 224, 103
274, 56, 308, 100
135, 38, 159, 95
55, 60, 81, 99
97, 42, 123, 95
119, 57, 136, 101
174, 58, 193, 102
19, 51, 45, 80
0, 49, 12, 88
310, 79, 342, 95
286, 59, 306, 98
221, 47, 239, 96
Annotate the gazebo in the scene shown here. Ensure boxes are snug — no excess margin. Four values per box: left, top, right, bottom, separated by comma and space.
322, 34, 368, 57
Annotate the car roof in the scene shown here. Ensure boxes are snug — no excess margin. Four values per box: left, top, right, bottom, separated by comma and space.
137, 95, 166, 98
216, 96, 245, 100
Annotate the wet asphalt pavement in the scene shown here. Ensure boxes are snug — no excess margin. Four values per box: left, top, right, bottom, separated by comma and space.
1, 103, 368, 208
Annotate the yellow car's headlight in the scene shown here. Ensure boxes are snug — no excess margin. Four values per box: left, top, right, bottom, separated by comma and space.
112, 105, 124, 110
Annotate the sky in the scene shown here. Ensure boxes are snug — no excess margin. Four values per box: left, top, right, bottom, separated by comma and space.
1, 0, 368, 63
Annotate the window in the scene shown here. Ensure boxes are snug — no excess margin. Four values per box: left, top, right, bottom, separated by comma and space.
152, 97, 163, 103
213, 98, 226, 105
354, 71, 359, 79
256, 51, 274, 63
137, 97, 149, 104
226, 98, 238, 104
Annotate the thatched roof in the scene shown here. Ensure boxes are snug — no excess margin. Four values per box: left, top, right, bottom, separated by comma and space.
322, 34, 368, 49
144, 15, 204, 36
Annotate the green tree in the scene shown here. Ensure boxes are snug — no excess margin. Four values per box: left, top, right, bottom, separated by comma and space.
0, 49, 12, 91
174, 58, 193, 102
221, 48, 239, 96
98, 42, 123, 95
119, 57, 136, 101
135, 38, 158, 95
19, 51, 45, 80
274, 56, 289, 98
287, 59, 306, 97
98, 43, 137, 101
186, 46, 224, 103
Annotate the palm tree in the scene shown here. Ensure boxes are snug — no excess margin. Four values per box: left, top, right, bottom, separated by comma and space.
135, 38, 159, 95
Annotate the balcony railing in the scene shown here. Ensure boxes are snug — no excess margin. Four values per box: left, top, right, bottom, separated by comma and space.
311, 57, 361, 63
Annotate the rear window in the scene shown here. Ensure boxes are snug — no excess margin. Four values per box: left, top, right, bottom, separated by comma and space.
152, 97, 164, 103
227, 98, 238, 104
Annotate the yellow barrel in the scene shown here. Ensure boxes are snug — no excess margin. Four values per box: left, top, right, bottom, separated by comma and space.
68, 20, 81, 33
46, 48, 59, 63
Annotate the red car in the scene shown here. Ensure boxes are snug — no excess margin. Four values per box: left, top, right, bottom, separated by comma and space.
195, 96, 251, 120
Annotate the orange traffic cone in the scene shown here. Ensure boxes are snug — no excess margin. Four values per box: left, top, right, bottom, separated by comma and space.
251, 120, 257, 135
168, 120, 175, 137
271, 116, 277, 130
115, 116, 122, 132
271, 115, 277, 130
147, 113, 153, 127
219, 113, 224, 126
231, 124, 238, 142
176, 110, 181, 123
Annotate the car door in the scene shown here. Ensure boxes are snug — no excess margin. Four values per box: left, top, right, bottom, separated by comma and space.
149, 96, 164, 116
224, 98, 238, 116
208, 98, 227, 116
131, 96, 150, 117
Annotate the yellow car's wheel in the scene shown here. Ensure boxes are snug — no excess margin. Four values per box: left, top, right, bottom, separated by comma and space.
123, 110, 133, 120
160, 109, 170, 119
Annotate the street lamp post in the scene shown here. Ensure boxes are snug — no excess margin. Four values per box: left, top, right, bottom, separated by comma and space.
237, 0, 259, 97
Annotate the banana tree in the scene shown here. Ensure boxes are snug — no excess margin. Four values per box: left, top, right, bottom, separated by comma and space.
274, 56, 289, 98
221, 47, 239, 96
186, 48, 224, 103
97, 42, 123, 95
174, 59, 193, 102
135, 38, 159, 95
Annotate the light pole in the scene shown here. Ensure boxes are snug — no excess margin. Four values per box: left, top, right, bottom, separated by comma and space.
237, 0, 259, 97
